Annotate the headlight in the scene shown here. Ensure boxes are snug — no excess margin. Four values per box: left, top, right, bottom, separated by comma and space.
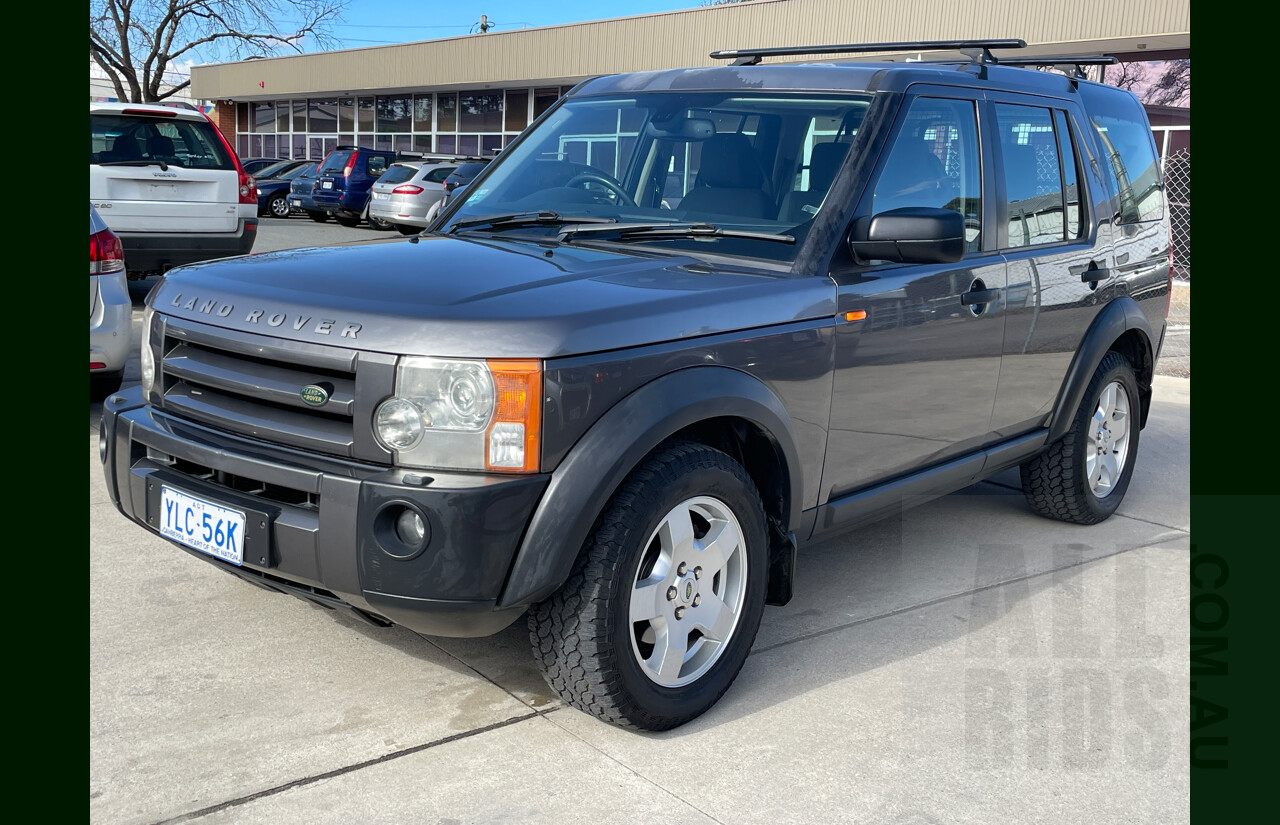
374, 357, 541, 472
140, 306, 156, 397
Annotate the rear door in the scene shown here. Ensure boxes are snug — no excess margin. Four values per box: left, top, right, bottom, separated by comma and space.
90, 110, 240, 233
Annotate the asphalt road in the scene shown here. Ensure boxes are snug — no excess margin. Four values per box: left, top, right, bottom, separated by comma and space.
92, 217, 1191, 824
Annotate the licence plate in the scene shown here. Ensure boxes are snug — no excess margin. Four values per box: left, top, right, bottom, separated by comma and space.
373, 193, 389, 200
159, 486, 246, 566
322, 180, 333, 189
288, 197, 299, 205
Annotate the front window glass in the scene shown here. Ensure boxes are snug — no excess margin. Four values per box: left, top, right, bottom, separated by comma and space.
444, 91, 872, 262
869, 97, 981, 253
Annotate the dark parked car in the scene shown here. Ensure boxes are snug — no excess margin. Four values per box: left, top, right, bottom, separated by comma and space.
240, 158, 282, 176
286, 164, 324, 221
311, 147, 399, 228
103, 40, 1171, 732
254, 160, 315, 218
441, 160, 490, 198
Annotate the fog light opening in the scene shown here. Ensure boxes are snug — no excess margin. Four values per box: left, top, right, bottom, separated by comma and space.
374, 502, 431, 560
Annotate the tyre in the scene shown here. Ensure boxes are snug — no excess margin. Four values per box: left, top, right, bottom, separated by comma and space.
90, 371, 123, 402
335, 215, 361, 228
1020, 350, 1141, 524
529, 441, 768, 730
307, 211, 329, 223
368, 215, 394, 231
267, 194, 290, 218
394, 224, 420, 236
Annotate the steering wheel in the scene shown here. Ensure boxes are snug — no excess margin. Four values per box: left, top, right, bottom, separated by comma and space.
565, 171, 636, 207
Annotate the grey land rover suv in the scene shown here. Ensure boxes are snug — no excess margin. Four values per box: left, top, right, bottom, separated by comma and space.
101, 40, 1171, 731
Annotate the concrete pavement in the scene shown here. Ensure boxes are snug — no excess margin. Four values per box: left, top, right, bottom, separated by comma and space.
91, 219, 1189, 824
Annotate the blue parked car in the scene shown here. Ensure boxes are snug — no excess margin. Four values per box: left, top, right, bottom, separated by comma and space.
287, 163, 325, 222
311, 147, 399, 228
253, 160, 313, 218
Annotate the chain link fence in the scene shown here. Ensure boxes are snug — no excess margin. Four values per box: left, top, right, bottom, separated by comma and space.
1158, 149, 1189, 377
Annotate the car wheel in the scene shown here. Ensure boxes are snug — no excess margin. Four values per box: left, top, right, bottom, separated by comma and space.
268, 195, 290, 218
90, 371, 124, 402
394, 224, 420, 236
307, 211, 329, 223
1020, 350, 1142, 524
529, 441, 768, 731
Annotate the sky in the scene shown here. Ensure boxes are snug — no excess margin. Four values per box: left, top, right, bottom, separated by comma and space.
183, 0, 704, 65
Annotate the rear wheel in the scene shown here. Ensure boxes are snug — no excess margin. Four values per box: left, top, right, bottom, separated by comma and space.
267, 194, 290, 218
1020, 350, 1142, 524
529, 442, 768, 731
307, 211, 329, 223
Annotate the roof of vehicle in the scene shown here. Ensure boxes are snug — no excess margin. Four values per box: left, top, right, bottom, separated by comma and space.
572, 61, 1117, 102
89, 101, 208, 121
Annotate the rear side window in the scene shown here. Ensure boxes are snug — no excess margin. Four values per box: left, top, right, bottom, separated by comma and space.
453, 162, 488, 179
378, 164, 418, 185
424, 166, 455, 183
1079, 85, 1163, 224
91, 113, 233, 171
995, 103, 1084, 248
366, 155, 390, 177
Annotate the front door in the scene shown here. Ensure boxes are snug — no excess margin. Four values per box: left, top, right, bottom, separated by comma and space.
820, 93, 1006, 504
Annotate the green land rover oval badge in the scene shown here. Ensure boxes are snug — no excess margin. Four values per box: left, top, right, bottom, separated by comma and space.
300, 384, 329, 406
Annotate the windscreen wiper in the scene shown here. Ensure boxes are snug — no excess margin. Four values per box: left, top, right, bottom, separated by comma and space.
98, 159, 170, 171
557, 222, 795, 245
447, 210, 616, 234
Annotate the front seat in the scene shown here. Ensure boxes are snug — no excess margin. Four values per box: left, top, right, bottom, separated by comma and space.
781, 140, 851, 223
678, 133, 773, 220
871, 140, 949, 214
146, 133, 176, 160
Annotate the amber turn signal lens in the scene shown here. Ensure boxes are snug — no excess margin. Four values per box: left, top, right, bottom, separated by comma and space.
485, 360, 542, 472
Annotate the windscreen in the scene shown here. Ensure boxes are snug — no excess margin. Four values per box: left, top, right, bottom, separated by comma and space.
91, 113, 234, 170
444, 91, 872, 261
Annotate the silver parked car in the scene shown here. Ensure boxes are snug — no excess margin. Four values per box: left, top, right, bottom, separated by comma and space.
369, 161, 460, 235
90, 204, 132, 400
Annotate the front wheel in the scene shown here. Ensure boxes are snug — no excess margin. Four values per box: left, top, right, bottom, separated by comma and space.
529, 442, 768, 730
1020, 350, 1142, 524
267, 194, 290, 218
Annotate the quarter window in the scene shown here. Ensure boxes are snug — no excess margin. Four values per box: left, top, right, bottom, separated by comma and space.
870, 98, 981, 253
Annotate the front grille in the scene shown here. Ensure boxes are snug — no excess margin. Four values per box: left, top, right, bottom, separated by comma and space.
157, 316, 393, 463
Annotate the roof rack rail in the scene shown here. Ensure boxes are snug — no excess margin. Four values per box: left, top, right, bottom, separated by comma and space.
996, 55, 1118, 80
710, 39, 1026, 67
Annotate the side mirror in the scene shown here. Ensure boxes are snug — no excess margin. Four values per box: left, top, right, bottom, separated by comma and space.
848, 207, 965, 264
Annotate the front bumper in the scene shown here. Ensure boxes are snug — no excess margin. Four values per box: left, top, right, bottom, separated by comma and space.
100, 387, 547, 637
119, 219, 257, 273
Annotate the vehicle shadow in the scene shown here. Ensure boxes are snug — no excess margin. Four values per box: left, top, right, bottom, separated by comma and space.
312, 480, 1184, 733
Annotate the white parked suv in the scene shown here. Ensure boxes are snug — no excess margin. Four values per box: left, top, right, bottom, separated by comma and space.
90, 204, 132, 400
89, 102, 257, 277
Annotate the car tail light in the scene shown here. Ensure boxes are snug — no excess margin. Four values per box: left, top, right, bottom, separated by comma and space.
90, 227, 126, 276
200, 109, 257, 204
343, 149, 359, 178
444, 181, 457, 191
392, 184, 424, 195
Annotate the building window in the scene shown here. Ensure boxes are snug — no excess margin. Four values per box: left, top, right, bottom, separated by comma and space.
505, 90, 529, 132
437, 94, 458, 132
276, 101, 289, 132
413, 95, 433, 132
377, 95, 412, 133
534, 87, 560, 119
339, 98, 355, 132
309, 99, 337, 133
292, 100, 306, 132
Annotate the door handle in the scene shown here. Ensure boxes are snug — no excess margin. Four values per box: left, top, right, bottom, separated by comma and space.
960, 288, 1000, 305
1080, 260, 1111, 282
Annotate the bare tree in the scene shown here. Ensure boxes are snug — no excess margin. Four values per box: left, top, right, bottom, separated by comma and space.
1143, 59, 1190, 106
90, 0, 347, 103
1102, 61, 1148, 92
